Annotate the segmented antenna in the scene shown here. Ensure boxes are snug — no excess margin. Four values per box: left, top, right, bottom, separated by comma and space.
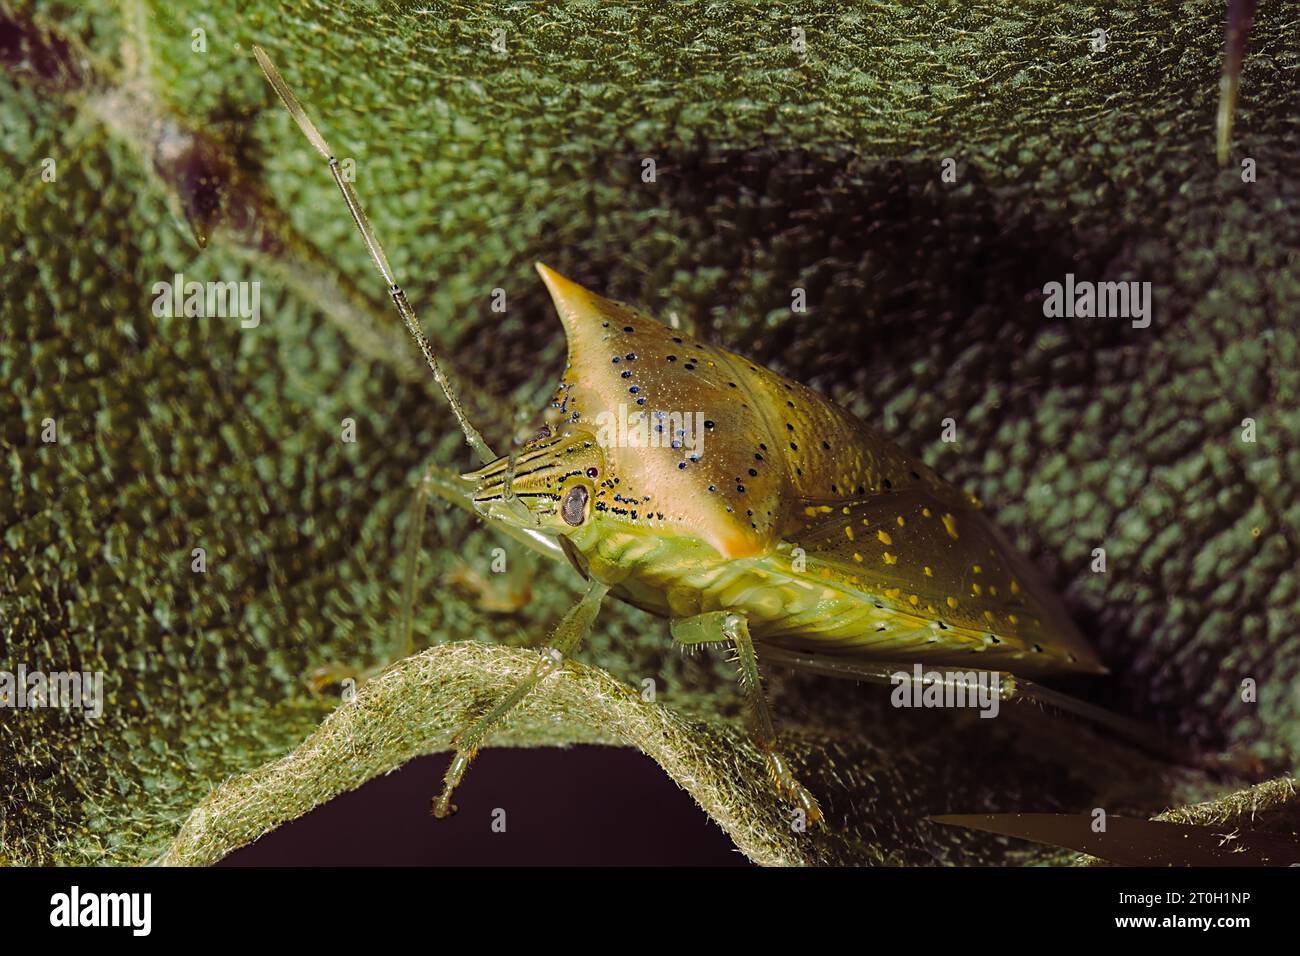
252, 45, 495, 465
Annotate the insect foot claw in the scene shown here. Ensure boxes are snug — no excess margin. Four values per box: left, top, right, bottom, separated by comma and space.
792, 786, 824, 830
432, 750, 473, 819
763, 752, 825, 829
304, 663, 359, 697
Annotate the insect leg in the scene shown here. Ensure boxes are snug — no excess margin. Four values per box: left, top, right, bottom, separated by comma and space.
389, 460, 440, 662
756, 646, 1192, 764
304, 459, 442, 693
432, 577, 610, 818
672, 612, 824, 828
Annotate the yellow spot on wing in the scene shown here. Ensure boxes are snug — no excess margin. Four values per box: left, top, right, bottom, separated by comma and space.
876, 529, 893, 545
923, 566, 934, 577
942, 513, 959, 539
882, 552, 897, 565
946, 596, 958, 609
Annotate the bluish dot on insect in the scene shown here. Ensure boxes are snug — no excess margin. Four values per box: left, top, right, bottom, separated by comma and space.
629, 386, 639, 394
622, 370, 631, 378
678, 462, 687, 470
636, 398, 646, 405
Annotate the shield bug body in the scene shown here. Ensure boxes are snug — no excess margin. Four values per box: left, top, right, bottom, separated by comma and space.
254, 48, 1134, 828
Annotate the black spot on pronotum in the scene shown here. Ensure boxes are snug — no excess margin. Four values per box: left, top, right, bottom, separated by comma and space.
561, 485, 589, 526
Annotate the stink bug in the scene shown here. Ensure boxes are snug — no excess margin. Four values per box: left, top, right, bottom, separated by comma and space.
253, 48, 1163, 828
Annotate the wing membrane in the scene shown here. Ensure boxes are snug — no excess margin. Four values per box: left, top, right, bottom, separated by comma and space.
786, 490, 1103, 674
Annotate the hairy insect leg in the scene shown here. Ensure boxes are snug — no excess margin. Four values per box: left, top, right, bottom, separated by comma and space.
306, 458, 443, 693
391, 459, 439, 662
671, 611, 823, 828
754, 646, 1194, 765
432, 577, 610, 819
308, 455, 491, 693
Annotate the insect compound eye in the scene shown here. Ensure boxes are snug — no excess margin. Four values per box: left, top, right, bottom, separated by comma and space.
561, 485, 590, 526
